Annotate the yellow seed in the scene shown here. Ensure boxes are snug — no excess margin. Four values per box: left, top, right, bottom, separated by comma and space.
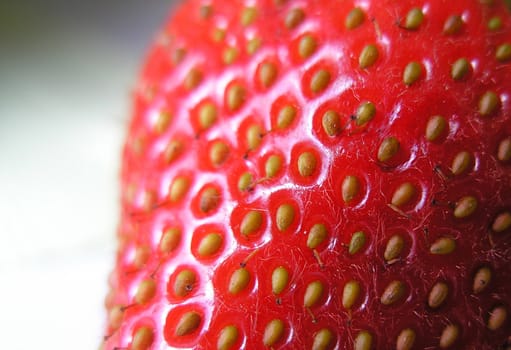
229, 267, 250, 294
175, 311, 202, 336
285, 8, 305, 29
246, 124, 264, 151
430, 237, 456, 255
199, 5, 212, 19
170, 176, 190, 202
240, 210, 263, 236
451, 58, 470, 80
276, 204, 295, 231
307, 223, 328, 249
132, 326, 154, 350
384, 235, 405, 261
496, 43, 511, 62
160, 228, 181, 254
454, 196, 478, 218
342, 175, 360, 203
298, 151, 317, 177
212, 27, 226, 42
345, 7, 365, 29
322, 110, 342, 136
134, 245, 151, 269
439, 324, 459, 348
488, 16, 503, 31
354, 330, 372, 350
378, 137, 400, 162
396, 328, 416, 350
359, 44, 379, 69
246, 37, 262, 55
164, 139, 184, 163
381, 280, 405, 305
198, 102, 217, 130
488, 306, 507, 330
200, 187, 220, 213
391, 182, 416, 207
210, 141, 230, 167
492, 212, 511, 233
265, 154, 283, 178
263, 319, 285, 347
349, 231, 366, 255
258, 62, 278, 88
222, 47, 238, 64
304, 280, 324, 308
217, 325, 239, 350
173, 269, 196, 297
443, 15, 463, 35
154, 111, 172, 133
403, 61, 422, 85
404, 8, 424, 30
426, 115, 447, 141
108, 305, 124, 330
451, 151, 472, 175
184, 67, 203, 90
356, 101, 376, 126
241, 6, 257, 26
135, 279, 157, 304
172, 48, 186, 64
310, 69, 331, 94
479, 91, 500, 117
198, 233, 223, 257
298, 34, 317, 59
272, 266, 290, 295
473, 266, 491, 294
498, 137, 511, 162
226, 84, 246, 111
238, 172, 253, 191
342, 280, 361, 309
312, 328, 334, 350
277, 105, 297, 129
428, 282, 449, 308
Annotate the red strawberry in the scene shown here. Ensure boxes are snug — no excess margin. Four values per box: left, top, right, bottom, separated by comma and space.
103, 0, 511, 349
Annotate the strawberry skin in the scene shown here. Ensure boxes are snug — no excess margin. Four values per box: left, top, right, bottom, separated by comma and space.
103, 0, 511, 349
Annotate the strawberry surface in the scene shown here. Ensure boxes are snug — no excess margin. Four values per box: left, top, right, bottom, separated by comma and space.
103, 0, 511, 349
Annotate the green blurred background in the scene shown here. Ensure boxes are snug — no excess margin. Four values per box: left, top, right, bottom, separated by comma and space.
0, 1, 175, 349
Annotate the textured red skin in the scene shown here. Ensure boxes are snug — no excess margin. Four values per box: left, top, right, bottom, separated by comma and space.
104, 0, 511, 349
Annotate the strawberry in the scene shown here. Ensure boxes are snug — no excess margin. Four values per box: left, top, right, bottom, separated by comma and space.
103, 0, 511, 349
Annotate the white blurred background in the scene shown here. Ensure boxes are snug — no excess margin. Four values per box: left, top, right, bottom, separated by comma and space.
0, 1, 175, 349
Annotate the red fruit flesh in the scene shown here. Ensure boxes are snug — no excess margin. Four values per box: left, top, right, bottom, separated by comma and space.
104, 0, 511, 349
